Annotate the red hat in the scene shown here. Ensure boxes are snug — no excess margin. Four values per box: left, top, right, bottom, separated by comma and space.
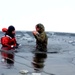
2, 28, 8, 32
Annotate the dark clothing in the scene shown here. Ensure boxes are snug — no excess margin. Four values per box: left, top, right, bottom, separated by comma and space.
33, 24, 48, 52
32, 53, 47, 71
34, 31, 47, 51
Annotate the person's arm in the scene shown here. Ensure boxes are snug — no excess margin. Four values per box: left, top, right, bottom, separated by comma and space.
11, 38, 19, 48
1, 37, 12, 48
33, 32, 46, 42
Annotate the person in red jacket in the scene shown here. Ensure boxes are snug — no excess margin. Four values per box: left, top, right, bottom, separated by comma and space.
1, 25, 18, 64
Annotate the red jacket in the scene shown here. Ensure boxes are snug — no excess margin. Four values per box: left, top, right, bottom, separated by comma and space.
1, 35, 17, 59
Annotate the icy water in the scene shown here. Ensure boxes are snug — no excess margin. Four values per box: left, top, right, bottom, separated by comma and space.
0, 31, 75, 75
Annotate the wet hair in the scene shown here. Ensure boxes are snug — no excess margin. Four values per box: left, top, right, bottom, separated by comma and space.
8, 25, 15, 33
36, 23, 45, 32
36, 23, 42, 28
6, 25, 15, 38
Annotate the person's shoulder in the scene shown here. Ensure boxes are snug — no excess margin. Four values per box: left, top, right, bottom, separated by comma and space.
1, 35, 12, 40
5, 35, 12, 39
1, 36, 10, 44
41, 31, 46, 34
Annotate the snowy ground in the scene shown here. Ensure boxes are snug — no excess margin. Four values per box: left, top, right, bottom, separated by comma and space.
0, 31, 75, 75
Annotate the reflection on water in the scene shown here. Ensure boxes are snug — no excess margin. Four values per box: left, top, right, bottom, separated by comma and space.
1, 50, 14, 69
32, 52, 47, 72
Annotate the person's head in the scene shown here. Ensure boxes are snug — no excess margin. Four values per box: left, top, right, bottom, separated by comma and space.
6, 25, 15, 38
35, 23, 45, 33
8, 25, 15, 34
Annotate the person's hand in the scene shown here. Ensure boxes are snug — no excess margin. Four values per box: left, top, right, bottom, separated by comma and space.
11, 45, 14, 48
32, 31, 38, 35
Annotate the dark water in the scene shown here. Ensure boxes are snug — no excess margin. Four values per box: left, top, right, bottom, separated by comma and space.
0, 31, 75, 75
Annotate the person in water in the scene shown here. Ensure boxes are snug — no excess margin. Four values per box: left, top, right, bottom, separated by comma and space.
1, 25, 18, 64
32, 23, 48, 52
